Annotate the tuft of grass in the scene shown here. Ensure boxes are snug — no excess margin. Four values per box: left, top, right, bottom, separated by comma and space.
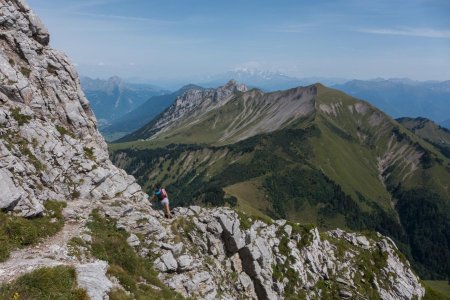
83, 147, 96, 161
10, 107, 32, 126
20, 66, 32, 78
56, 125, 76, 139
109, 288, 133, 300
68, 237, 89, 260
313, 279, 340, 300
0, 200, 66, 262
47, 65, 58, 75
235, 209, 273, 231
87, 210, 183, 299
0, 265, 88, 300
17, 139, 45, 172
71, 190, 81, 200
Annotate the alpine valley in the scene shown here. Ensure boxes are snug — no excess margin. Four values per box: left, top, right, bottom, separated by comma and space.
0, 0, 447, 299
111, 80, 450, 281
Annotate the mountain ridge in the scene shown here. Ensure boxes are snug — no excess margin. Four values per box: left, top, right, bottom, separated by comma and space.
102, 84, 201, 141
111, 80, 450, 279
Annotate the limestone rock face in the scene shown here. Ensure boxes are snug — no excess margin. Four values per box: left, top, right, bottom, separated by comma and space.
0, 0, 146, 216
102, 203, 425, 300
140, 80, 249, 139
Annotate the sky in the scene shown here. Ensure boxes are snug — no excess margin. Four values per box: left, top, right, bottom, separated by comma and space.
27, 0, 450, 82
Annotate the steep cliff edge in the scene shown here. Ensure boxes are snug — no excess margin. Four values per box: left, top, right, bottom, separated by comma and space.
0, 0, 145, 217
0, 1, 426, 299
101, 202, 425, 299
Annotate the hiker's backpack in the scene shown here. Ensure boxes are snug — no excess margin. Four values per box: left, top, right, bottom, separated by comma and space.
156, 188, 167, 200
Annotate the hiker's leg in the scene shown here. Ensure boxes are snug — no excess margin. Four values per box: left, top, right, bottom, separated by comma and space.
164, 203, 171, 218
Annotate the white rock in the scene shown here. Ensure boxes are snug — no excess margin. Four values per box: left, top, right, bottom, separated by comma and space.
76, 261, 113, 300
0, 169, 22, 209
126, 234, 140, 247
177, 255, 193, 272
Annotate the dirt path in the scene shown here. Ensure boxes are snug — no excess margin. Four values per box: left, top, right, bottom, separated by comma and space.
0, 199, 92, 283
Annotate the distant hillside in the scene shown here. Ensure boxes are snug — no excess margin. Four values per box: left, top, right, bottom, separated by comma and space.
102, 85, 201, 141
111, 81, 450, 279
333, 79, 450, 124
397, 117, 450, 159
80, 76, 168, 128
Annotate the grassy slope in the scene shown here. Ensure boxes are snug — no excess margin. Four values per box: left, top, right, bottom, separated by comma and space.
424, 281, 450, 299
398, 117, 450, 144
111, 84, 450, 206
223, 178, 271, 218
0, 266, 88, 300
313, 85, 450, 201
0, 201, 66, 262
398, 117, 450, 160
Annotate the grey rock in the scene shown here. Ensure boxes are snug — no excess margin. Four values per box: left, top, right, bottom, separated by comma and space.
177, 255, 193, 272
127, 234, 140, 247
0, 169, 22, 209
76, 261, 113, 300
339, 290, 352, 298
283, 224, 292, 236
156, 251, 178, 272
81, 234, 92, 243
216, 211, 245, 253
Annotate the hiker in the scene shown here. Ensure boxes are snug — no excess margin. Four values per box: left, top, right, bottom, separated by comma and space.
150, 184, 173, 219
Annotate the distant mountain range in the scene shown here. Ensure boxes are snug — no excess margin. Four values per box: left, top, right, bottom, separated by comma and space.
111, 81, 450, 279
333, 79, 450, 125
80, 76, 169, 128
198, 68, 348, 91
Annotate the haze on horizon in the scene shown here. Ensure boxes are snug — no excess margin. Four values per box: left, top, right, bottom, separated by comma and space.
28, 0, 450, 83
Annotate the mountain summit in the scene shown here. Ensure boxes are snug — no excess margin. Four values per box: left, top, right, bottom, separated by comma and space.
119, 81, 317, 144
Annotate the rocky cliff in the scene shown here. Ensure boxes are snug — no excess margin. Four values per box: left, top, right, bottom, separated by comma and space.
0, 0, 144, 217
119, 80, 249, 142
0, 1, 426, 299
104, 203, 425, 300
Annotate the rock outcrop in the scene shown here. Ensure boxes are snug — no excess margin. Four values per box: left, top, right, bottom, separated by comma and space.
101, 203, 425, 300
125, 79, 249, 141
0, 0, 145, 216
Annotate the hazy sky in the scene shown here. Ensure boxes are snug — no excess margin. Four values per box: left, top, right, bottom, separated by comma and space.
28, 0, 450, 81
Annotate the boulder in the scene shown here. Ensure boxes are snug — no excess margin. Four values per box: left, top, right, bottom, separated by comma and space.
126, 234, 140, 247
0, 169, 22, 209
76, 261, 113, 300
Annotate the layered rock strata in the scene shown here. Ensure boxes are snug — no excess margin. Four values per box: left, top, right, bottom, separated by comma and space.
0, 0, 145, 216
